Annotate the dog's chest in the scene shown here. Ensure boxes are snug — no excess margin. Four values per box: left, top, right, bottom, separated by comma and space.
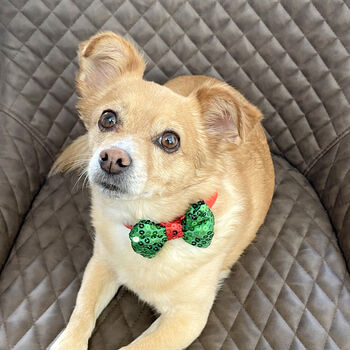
97, 220, 205, 288
98, 222, 222, 312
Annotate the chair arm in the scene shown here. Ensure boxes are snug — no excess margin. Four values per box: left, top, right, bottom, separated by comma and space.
0, 110, 53, 270
307, 130, 350, 270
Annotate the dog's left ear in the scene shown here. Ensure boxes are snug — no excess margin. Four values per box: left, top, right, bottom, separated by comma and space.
194, 81, 262, 144
77, 31, 145, 97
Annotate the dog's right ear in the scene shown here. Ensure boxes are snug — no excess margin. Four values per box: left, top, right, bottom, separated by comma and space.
77, 31, 145, 97
194, 80, 262, 145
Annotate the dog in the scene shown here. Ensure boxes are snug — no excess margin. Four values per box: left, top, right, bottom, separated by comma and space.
49, 32, 274, 350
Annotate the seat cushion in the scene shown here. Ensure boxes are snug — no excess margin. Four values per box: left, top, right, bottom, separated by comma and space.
0, 155, 349, 350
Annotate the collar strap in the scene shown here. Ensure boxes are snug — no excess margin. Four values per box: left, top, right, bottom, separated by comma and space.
124, 192, 218, 234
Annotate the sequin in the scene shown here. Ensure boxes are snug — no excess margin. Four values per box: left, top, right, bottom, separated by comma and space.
128, 200, 215, 258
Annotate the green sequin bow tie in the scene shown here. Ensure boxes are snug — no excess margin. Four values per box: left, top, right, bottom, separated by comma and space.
125, 193, 217, 258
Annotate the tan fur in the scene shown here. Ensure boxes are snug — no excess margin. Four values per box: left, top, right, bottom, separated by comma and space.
50, 134, 91, 176
50, 32, 274, 350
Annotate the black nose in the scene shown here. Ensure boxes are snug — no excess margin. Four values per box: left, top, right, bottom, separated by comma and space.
98, 148, 132, 175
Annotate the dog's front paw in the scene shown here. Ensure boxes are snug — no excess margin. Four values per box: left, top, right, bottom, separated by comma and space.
49, 329, 88, 350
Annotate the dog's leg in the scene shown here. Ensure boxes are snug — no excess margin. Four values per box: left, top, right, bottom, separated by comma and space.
120, 301, 214, 350
49, 256, 119, 350
118, 260, 223, 350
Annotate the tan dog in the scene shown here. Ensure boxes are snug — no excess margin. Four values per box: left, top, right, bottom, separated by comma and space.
49, 32, 274, 350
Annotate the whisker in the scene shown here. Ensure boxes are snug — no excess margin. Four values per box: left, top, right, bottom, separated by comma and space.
73, 169, 89, 192
82, 172, 90, 189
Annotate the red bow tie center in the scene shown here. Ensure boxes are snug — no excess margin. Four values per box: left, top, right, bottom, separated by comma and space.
160, 215, 185, 241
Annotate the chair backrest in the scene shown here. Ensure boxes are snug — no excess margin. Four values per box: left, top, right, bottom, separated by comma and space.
1, 0, 349, 174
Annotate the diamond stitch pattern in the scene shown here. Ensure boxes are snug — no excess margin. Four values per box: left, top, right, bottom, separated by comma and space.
307, 132, 350, 269
1, 0, 349, 170
0, 112, 53, 271
1, 0, 350, 349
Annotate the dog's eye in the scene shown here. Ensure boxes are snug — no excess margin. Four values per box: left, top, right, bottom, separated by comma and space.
98, 110, 118, 131
158, 131, 180, 153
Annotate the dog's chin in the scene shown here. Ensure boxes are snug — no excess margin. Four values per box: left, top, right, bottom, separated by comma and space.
91, 180, 152, 200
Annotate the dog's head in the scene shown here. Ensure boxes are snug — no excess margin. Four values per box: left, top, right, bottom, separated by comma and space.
53, 32, 262, 205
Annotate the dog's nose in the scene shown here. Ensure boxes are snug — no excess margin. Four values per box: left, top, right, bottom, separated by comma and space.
99, 148, 132, 175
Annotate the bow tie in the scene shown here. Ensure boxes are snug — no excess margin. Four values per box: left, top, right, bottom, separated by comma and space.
125, 193, 217, 258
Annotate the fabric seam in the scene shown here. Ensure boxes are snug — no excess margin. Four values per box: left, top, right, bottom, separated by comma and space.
0, 106, 55, 273
304, 126, 350, 176
0, 105, 55, 161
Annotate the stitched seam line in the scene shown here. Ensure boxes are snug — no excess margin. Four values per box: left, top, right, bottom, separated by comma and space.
0, 178, 47, 275
0, 105, 55, 161
304, 126, 350, 176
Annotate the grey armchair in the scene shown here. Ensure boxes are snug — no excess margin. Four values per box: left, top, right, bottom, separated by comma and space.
0, 1, 349, 349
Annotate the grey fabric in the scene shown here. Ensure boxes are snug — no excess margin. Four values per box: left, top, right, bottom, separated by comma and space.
307, 132, 350, 268
0, 112, 53, 269
0, 0, 350, 349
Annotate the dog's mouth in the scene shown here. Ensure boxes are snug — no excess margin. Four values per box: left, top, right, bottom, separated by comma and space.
99, 181, 121, 192
92, 176, 152, 200
94, 178, 128, 197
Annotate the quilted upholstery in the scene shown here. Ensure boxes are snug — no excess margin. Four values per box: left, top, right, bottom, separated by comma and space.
307, 132, 350, 268
0, 112, 54, 269
1, 0, 350, 349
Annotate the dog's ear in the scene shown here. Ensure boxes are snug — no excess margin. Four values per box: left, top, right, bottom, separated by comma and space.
194, 81, 262, 144
77, 32, 145, 97
49, 134, 90, 176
